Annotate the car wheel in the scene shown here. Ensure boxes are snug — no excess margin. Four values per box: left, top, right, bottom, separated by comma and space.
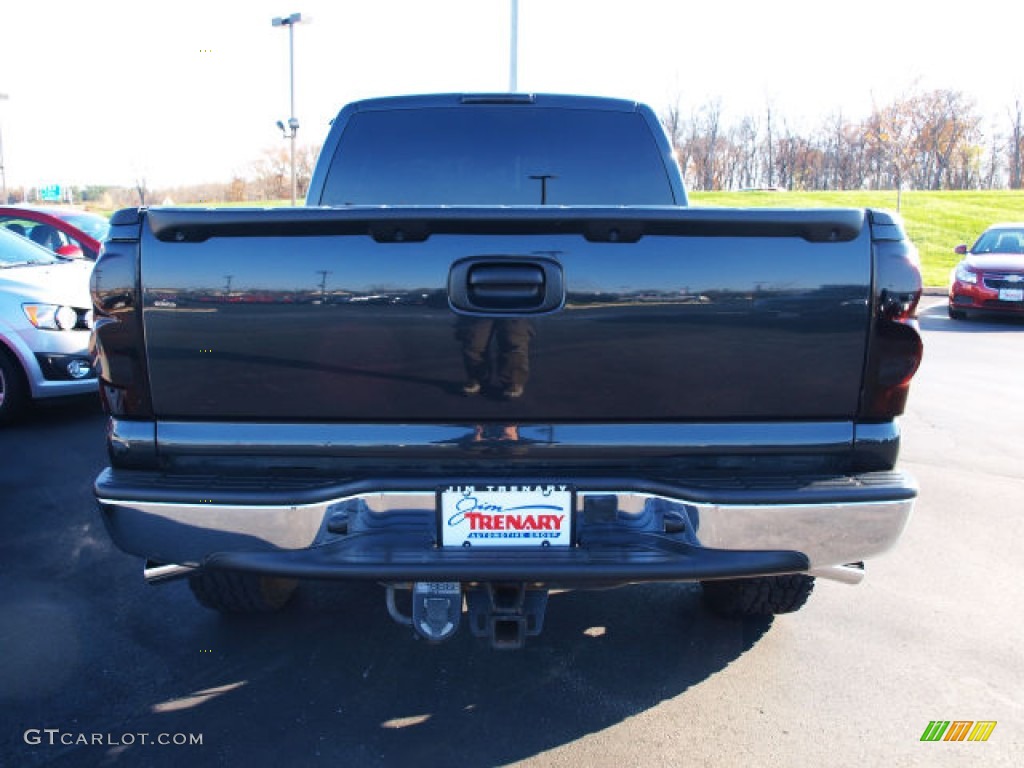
700, 574, 815, 617
947, 305, 967, 320
0, 348, 30, 425
188, 569, 298, 613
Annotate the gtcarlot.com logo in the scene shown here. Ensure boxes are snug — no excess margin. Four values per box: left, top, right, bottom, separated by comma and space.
24, 729, 203, 748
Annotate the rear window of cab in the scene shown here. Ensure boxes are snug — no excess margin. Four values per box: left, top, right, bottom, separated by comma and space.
320, 107, 676, 206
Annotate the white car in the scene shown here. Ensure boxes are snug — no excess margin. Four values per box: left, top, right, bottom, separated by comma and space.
0, 228, 97, 422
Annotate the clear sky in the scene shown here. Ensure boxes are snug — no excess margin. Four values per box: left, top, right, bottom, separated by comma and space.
1, 0, 1021, 190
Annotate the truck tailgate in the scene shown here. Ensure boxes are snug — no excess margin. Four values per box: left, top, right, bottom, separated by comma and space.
138, 207, 871, 422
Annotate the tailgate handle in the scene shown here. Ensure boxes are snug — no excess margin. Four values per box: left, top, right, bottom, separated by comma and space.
470, 265, 543, 302
449, 258, 564, 314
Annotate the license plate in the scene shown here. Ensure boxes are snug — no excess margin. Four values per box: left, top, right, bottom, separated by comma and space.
999, 288, 1024, 302
439, 484, 574, 548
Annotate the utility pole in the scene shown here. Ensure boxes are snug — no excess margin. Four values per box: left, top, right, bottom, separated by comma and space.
315, 269, 331, 302
529, 174, 556, 204
509, 0, 518, 92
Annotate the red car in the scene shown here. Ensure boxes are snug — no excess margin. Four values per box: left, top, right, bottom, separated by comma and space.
948, 223, 1024, 320
0, 205, 108, 260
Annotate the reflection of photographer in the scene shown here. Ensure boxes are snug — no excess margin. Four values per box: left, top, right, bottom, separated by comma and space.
457, 318, 534, 399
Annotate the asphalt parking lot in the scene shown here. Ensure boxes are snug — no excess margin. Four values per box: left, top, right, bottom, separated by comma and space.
1, 297, 1021, 767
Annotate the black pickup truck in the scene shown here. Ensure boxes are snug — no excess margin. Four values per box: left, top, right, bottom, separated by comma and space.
90, 94, 923, 649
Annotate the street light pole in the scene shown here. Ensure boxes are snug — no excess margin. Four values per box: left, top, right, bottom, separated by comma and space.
272, 12, 303, 205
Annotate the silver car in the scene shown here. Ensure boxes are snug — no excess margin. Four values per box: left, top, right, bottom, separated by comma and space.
0, 228, 97, 423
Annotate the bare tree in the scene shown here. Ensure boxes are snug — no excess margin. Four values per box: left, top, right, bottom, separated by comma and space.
821, 111, 866, 190
983, 124, 1003, 189
660, 98, 697, 187
701, 99, 723, 190
251, 147, 290, 200
1009, 98, 1024, 189
906, 89, 981, 190
764, 102, 776, 188
661, 99, 686, 153
295, 144, 321, 200
228, 176, 247, 202
657, 93, 1006, 194
681, 99, 726, 190
732, 115, 760, 189
866, 95, 918, 207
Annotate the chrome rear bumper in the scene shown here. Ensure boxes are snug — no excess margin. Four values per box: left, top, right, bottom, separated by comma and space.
98, 474, 914, 584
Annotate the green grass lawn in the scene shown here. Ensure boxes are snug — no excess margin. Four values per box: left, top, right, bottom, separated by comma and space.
691, 190, 1024, 287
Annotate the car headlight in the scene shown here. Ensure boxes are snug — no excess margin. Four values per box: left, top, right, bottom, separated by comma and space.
23, 303, 81, 330
954, 263, 978, 285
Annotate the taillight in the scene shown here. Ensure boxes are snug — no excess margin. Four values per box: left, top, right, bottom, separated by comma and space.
859, 211, 923, 421
90, 208, 154, 419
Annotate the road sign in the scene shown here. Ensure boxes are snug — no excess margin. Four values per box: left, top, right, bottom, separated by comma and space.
40, 184, 62, 202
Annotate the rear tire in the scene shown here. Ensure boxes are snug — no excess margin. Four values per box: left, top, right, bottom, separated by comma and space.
188, 569, 297, 613
0, 348, 30, 425
701, 574, 815, 618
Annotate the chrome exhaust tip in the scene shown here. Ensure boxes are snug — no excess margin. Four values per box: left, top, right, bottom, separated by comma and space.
810, 562, 865, 585
143, 561, 195, 585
